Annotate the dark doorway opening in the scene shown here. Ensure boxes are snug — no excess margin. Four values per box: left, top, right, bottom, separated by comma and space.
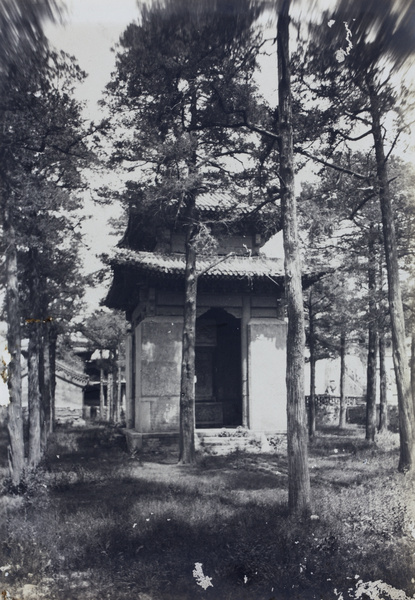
195, 308, 242, 428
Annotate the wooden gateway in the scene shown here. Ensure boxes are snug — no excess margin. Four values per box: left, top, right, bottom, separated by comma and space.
106, 192, 313, 446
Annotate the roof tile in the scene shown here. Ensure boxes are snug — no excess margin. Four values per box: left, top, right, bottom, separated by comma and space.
195, 192, 252, 214
112, 248, 284, 279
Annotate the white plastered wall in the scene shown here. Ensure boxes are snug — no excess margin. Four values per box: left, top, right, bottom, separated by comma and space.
134, 316, 183, 432
248, 319, 287, 432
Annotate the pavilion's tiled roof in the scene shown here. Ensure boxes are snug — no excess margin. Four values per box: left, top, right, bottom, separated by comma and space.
195, 192, 252, 214
111, 248, 284, 279
120, 191, 280, 252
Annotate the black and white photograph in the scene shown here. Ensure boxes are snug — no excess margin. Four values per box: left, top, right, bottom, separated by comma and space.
0, 0, 415, 598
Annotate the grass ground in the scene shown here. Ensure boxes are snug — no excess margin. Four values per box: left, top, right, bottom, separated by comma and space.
0, 424, 414, 600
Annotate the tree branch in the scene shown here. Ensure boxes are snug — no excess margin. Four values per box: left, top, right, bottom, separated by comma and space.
297, 149, 369, 181
338, 129, 373, 141
348, 176, 398, 219
384, 130, 401, 163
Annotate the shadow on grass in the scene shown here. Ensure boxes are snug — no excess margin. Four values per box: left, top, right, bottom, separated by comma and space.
1, 425, 414, 600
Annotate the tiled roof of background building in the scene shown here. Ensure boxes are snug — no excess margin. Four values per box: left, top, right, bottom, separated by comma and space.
56, 361, 89, 387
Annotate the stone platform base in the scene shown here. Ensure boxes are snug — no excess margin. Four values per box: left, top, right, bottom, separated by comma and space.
196, 428, 286, 455
123, 430, 180, 453
122, 428, 286, 455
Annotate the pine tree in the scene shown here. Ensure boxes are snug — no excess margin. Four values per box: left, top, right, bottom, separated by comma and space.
276, 0, 311, 514
299, 0, 415, 471
0, 0, 60, 486
1, 12, 92, 474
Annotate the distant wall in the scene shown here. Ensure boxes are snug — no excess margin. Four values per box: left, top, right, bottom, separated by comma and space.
307, 396, 399, 431
55, 378, 84, 411
347, 404, 399, 432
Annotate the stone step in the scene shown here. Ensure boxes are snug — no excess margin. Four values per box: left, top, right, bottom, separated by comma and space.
198, 438, 252, 446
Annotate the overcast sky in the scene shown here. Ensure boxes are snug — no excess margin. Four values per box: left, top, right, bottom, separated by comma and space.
45, 0, 140, 120
45, 0, 279, 119
44, 2, 143, 311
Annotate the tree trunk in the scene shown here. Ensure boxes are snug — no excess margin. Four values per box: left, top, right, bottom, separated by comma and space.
112, 351, 118, 423
113, 361, 118, 423
367, 73, 415, 472
366, 225, 378, 442
49, 325, 57, 431
278, 0, 311, 515
41, 322, 52, 439
366, 324, 378, 441
4, 205, 25, 487
309, 355, 317, 439
378, 257, 388, 433
107, 369, 114, 423
308, 290, 316, 439
27, 250, 42, 468
379, 329, 388, 432
39, 324, 47, 453
339, 330, 347, 428
117, 343, 122, 423
179, 220, 197, 465
99, 349, 105, 420
411, 295, 415, 412
28, 324, 42, 468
